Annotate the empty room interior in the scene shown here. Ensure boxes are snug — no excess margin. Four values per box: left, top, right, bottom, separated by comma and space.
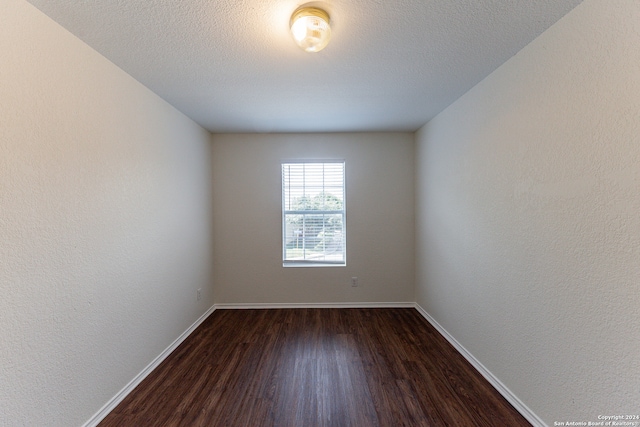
1, 0, 639, 426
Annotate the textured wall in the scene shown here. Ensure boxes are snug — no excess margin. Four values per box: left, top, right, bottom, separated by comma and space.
0, 1, 214, 425
415, 0, 640, 424
212, 133, 415, 305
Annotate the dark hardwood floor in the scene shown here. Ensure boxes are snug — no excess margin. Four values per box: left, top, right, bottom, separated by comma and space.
99, 308, 531, 426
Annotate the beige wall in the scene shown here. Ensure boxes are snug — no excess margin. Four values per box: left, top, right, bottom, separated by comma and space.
212, 133, 415, 305
0, 1, 214, 425
415, 0, 640, 424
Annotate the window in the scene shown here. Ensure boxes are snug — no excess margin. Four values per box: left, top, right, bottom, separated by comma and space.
282, 161, 345, 266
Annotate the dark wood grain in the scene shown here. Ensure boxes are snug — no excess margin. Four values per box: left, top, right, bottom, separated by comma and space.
99, 308, 531, 426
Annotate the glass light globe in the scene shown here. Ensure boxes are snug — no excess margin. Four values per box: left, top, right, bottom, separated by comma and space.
290, 7, 331, 53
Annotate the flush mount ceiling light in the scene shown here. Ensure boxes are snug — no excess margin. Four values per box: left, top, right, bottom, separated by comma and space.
290, 5, 331, 53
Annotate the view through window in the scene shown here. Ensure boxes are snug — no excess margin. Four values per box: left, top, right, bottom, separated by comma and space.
282, 161, 345, 266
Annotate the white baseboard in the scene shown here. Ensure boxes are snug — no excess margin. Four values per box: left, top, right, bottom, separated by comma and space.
214, 302, 415, 309
82, 305, 217, 427
413, 303, 547, 427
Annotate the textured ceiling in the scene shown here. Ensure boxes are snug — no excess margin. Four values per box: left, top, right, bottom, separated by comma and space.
26, 0, 583, 133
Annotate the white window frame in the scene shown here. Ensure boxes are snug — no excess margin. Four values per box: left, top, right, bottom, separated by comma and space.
282, 160, 346, 267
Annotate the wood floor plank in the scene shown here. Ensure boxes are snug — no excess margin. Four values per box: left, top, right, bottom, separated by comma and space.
99, 308, 531, 427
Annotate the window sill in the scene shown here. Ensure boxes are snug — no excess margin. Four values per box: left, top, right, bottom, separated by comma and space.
283, 263, 346, 268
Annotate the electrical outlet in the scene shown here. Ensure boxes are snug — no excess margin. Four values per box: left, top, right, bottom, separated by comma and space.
197, 288, 202, 301
351, 277, 358, 287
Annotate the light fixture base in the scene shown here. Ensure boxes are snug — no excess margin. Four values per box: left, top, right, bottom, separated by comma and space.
289, 6, 330, 27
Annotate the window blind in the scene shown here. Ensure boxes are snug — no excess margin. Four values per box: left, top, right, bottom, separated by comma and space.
282, 161, 345, 266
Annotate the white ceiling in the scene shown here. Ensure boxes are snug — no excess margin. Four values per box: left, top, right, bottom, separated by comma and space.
26, 0, 583, 133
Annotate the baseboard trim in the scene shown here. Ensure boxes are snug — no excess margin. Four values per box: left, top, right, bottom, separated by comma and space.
82, 305, 217, 427
214, 302, 416, 309
413, 304, 547, 427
